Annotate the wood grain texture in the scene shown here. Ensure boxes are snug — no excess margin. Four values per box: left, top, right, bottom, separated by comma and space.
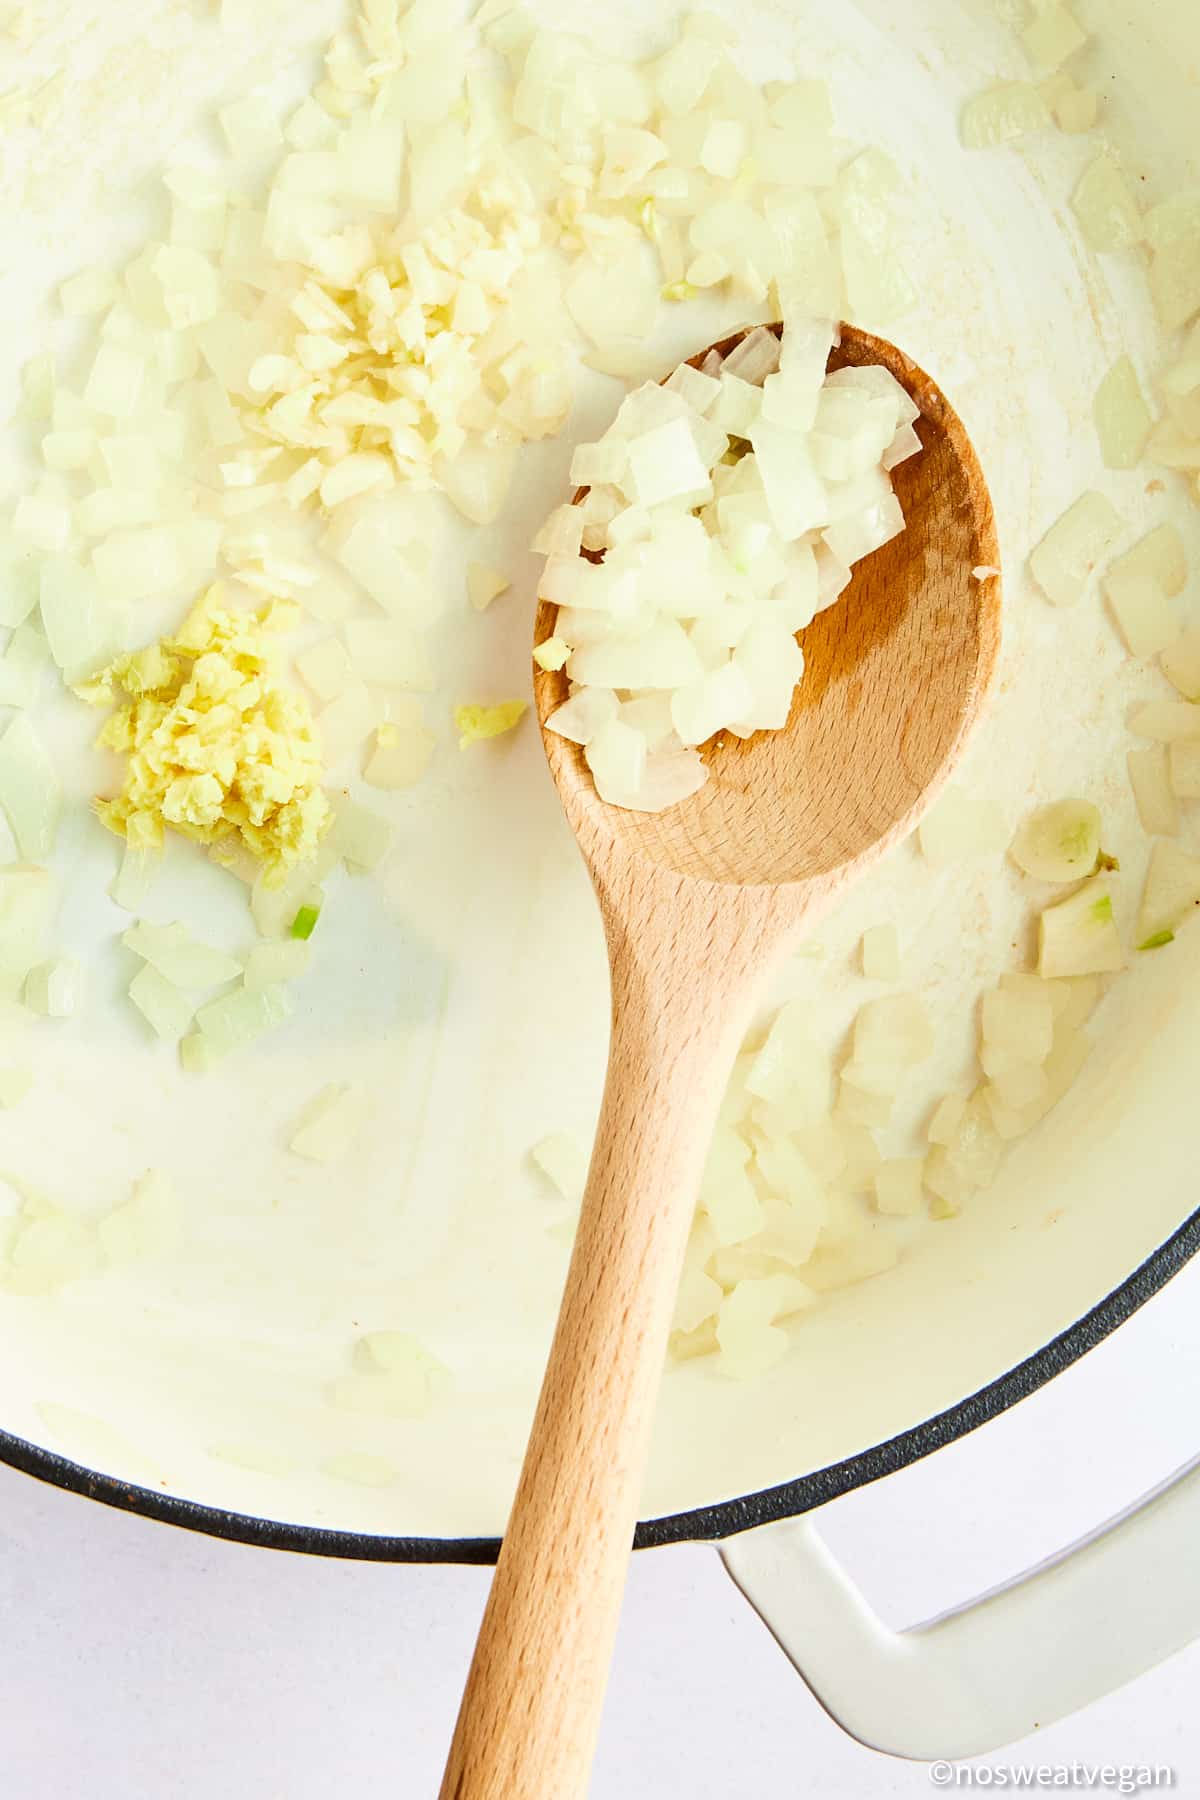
440, 324, 1002, 1800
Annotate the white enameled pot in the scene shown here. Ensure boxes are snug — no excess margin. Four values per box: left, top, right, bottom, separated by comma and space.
1, 0, 1198, 1760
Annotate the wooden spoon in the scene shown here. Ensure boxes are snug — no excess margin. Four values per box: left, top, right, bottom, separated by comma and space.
440, 323, 1001, 1800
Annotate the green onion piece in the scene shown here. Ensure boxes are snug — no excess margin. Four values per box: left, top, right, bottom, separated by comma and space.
1138, 930, 1176, 952
291, 904, 321, 941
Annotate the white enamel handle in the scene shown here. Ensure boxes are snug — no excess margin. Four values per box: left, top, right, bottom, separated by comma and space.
721, 1453, 1200, 1762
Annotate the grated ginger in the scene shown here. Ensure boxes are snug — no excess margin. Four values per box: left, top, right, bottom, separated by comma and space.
89, 584, 330, 882
454, 700, 528, 749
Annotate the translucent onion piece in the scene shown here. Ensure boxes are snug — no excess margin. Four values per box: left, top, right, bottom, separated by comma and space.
24, 958, 83, 1018
128, 964, 196, 1043
873, 1158, 925, 1218
1010, 799, 1102, 883
1137, 841, 1200, 945
467, 563, 511, 612
123, 921, 242, 989
1159, 630, 1200, 702
0, 715, 61, 860
1072, 155, 1144, 253
326, 796, 393, 872
1021, 4, 1087, 71
1029, 492, 1124, 608
1109, 525, 1187, 599
39, 555, 121, 682
194, 983, 293, 1055
530, 1132, 589, 1205
1129, 701, 1200, 744
1038, 880, 1125, 979
1094, 356, 1154, 470
1104, 568, 1178, 660
1168, 744, 1200, 802
960, 83, 1051, 150
1128, 746, 1179, 837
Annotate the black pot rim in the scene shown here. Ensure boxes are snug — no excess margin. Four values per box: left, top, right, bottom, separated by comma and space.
4, 1204, 1197, 1564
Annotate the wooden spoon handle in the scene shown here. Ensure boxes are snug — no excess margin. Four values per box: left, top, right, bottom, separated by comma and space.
440, 892, 785, 1800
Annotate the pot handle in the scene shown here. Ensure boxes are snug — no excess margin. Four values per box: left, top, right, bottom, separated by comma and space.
721, 1452, 1200, 1761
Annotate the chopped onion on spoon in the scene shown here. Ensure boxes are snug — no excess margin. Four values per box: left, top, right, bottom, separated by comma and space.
540, 321, 922, 812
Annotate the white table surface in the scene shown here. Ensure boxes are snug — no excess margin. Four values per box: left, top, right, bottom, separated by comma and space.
2, 1251, 1198, 1800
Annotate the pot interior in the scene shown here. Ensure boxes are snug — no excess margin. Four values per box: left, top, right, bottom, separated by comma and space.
0, 0, 1197, 1544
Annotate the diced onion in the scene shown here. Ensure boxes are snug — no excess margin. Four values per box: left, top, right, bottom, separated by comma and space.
467, 563, 511, 612
0, 538, 40, 630
364, 722, 437, 790
0, 715, 61, 861
0, 621, 51, 709
1110, 525, 1187, 598
1094, 356, 1154, 470
1072, 155, 1144, 253
873, 1158, 925, 1218
1130, 700, 1200, 744
241, 936, 309, 993
928, 1094, 968, 1148
128, 964, 196, 1042
24, 958, 83, 1018
1128, 747, 1179, 837
1021, 4, 1087, 71
1029, 492, 1124, 608
194, 983, 292, 1055
530, 1132, 590, 1205
1159, 630, 1200, 702
1105, 567, 1178, 661
110, 845, 162, 914
1137, 841, 1200, 945
327, 796, 393, 872
1169, 743, 1200, 801
1010, 799, 1102, 883
123, 921, 242, 989
39, 555, 120, 682
960, 83, 1051, 150
1038, 880, 1125, 978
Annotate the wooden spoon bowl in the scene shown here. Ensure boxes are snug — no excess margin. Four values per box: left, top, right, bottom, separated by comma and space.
442, 323, 1001, 1800
534, 323, 1000, 887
